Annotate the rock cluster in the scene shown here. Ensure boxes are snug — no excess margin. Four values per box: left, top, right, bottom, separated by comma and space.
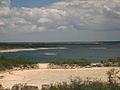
48, 64, 83, 69
0, 84, 39, 90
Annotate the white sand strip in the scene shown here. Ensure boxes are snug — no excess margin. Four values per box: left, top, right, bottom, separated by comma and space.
0, 48, 37, 53
0, 47, 67, 53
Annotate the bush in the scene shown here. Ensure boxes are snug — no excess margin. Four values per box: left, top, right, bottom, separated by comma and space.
48, 59, 91, 66
102, 57, 120, 67
0, 56, 38, 71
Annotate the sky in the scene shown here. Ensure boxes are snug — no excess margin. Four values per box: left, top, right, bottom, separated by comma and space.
11, 0, 58, 8
0, 0, 120, 42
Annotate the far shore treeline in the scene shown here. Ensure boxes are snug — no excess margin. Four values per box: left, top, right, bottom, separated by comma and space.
0, 41, 120, 49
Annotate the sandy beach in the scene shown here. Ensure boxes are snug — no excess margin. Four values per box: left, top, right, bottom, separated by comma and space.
0, 47, 67, 53
0, 48, 37, 53
0, 63, 119, 89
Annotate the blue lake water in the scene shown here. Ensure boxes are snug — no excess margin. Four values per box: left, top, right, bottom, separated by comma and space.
0, 44, 120, 62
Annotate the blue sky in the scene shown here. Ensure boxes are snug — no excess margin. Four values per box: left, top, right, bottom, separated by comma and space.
0, 0, 120, 42
11, 0, 57, 8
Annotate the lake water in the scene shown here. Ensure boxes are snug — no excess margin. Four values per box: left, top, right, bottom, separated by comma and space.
0, 44, 120, 62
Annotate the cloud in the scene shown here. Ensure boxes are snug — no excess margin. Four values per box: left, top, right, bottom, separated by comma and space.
0, 0, 10, 7
0, 0, 120, 41
38, 18, 51, 23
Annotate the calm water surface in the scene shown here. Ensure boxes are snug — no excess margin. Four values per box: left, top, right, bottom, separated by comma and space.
0, 45, 120, 62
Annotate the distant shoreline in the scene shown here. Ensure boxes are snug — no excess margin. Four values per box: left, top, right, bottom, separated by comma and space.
0, 48, 38, 53
0, 47, 67, 53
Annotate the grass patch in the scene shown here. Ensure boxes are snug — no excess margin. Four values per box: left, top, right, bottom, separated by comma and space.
47, 58, 91, 66
101, 57, 120, 67
0, 56, 38, 71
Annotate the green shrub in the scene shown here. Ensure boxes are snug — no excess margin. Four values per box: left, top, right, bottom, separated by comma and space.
102, 57, 120, 67
48, 59, 91, 66
0, 56, 38, 71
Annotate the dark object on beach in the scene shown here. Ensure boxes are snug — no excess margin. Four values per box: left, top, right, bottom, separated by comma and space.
42, 84, 50, 90
0, 84, 10, 90
11, 84, 39, 90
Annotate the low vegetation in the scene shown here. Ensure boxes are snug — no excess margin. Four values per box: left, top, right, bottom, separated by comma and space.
48, 57, 120, 68
101, 57, 120, 67
0, 56, 38, 71
0, 56, 120, 70
48, 58, 91, 66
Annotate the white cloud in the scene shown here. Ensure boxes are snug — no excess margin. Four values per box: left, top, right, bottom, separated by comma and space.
0, 21, 5, 26
57, 26, 68, 31
0, 7, 10, 15
38, 18, 51, 23
37, 27, 46, 32
0, 0, 10, 7
0, 0, 120, 34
